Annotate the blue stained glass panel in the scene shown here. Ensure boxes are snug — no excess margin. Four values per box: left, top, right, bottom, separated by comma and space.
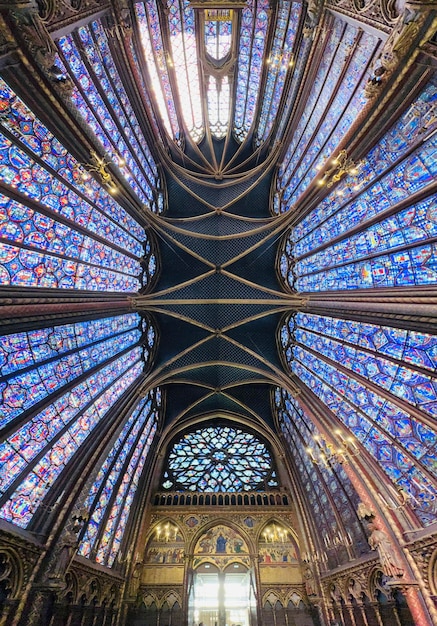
57, 34, 151, 205
276, 388, 368, 560
256, 1, 301, 146
233, 0, 270, 142
0, 78, 146, 247
0, 355, 144, 528
0, 328, 141, 430
280, 317, 437, 526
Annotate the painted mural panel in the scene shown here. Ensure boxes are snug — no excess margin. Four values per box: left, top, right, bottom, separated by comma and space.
193, 525, 250, 569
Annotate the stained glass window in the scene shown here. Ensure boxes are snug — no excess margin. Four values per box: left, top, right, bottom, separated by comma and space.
291, 77, 437, 234
255, 1, 302, 147
279, 315, 437, 527
0, 353, 143, 528
166, 0, 203, 142
233, 0, 270, 142
135, 1, 180, 140
161, 423, 278, 492
275, 19, 380, 210
204, 11, 232, 61
0, 314, 157, 529
56, 22, 160, 206
0, 78, 157, 290
275, 388, 369, 565
207, 75, 230, 139
278, 77, 437, 293
78, 388, 161, 566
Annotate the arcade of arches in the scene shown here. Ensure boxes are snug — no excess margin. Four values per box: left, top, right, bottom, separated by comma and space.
0, 1, 436, 626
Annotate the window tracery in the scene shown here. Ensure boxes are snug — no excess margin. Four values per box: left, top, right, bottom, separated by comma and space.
161, 423, 278, 492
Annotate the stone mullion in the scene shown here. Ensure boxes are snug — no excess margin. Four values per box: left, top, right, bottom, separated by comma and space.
286, 29, 371, 199
0, 357, 143, 534
0, 5, 106, 172
275, 417, 331, 623
119, 415, 162, 619
128, 7, 174, 150
295, 317, 437, 383
290, 389, 367, 563
297, 232, 437, 282
265, 6, 307, 148
295, 381, 419, 532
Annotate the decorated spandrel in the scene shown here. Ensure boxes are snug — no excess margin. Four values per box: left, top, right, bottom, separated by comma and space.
0, 354, 144, 528
258, 521, 299, 565
193, 524, 250, 568
145, 520, 184, 564
79, 390, 160, 564
162, 424, 278, 492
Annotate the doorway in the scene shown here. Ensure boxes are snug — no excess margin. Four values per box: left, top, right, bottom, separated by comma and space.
191, 562, 254, 626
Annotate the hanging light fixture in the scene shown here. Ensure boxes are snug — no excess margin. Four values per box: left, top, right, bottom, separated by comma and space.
306, 429, 360, 466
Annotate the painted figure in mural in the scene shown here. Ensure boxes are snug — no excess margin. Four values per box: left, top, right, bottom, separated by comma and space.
234, 539, 243, 553
216, 533, 227, 553
199, 535, 213, 553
